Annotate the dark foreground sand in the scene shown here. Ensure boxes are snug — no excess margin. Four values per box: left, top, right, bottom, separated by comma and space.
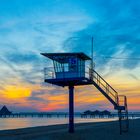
0, 119, 139, 140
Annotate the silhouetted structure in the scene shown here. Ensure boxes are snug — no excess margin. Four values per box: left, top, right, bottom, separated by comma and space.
92, 110, 101, 115
41, 52, 129, 134
101, 110, 111, 116
83, 110, 111, 117
0, 106, 12, 115
83, 110, 92, 115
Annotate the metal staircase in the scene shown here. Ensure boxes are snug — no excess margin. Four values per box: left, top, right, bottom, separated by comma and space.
88, 68, 129, 134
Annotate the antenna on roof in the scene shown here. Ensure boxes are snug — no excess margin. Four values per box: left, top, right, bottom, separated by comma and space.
91, 36, 95, 70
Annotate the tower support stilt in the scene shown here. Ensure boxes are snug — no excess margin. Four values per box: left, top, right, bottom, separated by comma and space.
69, 85, 74, 133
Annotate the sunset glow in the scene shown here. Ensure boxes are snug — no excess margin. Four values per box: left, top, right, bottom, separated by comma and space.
0, 0, 140, 112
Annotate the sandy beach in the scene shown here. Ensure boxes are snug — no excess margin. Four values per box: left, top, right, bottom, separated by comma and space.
0, 119, 139, 140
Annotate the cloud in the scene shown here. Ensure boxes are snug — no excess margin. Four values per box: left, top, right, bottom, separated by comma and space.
0, 0, 140, 111
27, 96, 46, 102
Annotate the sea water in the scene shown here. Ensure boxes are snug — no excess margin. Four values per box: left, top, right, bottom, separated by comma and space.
0, 117, 118, 130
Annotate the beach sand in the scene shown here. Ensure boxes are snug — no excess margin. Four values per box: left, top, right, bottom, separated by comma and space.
0, 119, 139, 140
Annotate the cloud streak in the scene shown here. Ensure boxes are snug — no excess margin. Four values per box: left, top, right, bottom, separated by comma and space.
0, 0, 140, 111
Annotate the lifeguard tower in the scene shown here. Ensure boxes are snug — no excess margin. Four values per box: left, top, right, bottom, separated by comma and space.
41, 52, 129, 134
41, 53, 92, 86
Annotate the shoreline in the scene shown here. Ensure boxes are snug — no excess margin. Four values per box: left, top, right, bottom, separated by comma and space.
0, 119, 139, 140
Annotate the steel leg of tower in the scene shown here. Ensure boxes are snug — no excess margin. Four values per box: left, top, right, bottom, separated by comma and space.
69, 85, 74, 133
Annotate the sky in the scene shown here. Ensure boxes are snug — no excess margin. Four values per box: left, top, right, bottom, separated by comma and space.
0, 0, 140, 112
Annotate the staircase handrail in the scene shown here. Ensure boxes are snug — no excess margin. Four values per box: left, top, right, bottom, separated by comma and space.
88, 68, 118, 103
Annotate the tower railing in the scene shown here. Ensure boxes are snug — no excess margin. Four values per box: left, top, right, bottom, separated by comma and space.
87, 68, 118, 105
118, 95, 127, 107
44, 65, 87, 80
44, 67, 55, 79
44, 66, 126, 109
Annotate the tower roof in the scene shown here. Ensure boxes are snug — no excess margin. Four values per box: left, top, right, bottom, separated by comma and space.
0, 105, 12, 115
41, 52, 91, 62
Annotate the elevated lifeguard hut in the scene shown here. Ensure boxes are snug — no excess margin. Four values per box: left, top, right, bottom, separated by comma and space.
41, 52, 129, 134
41, 53, 92, 86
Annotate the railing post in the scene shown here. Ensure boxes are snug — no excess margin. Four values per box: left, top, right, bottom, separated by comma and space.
106, 84, 109, 94
98, 75, 100, 85
97, 75, 100, 84
116, 94, 119, 105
